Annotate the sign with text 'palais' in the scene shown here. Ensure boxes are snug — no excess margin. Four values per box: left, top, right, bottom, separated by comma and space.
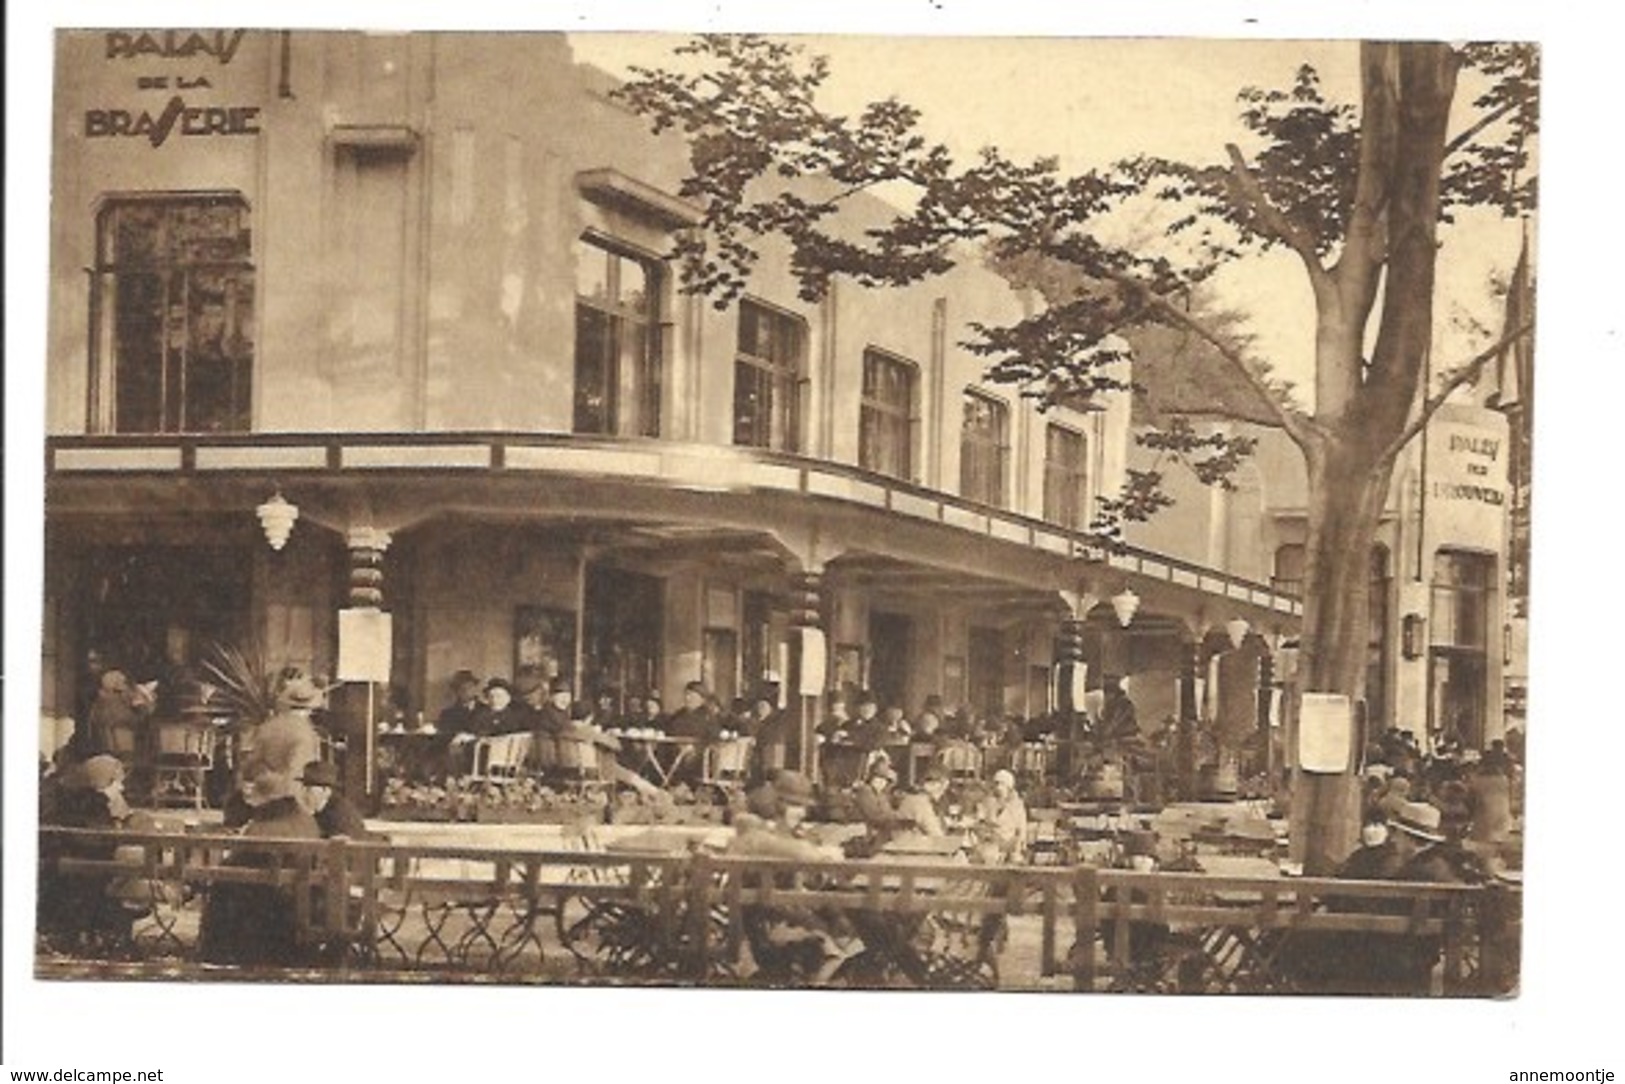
83, 29, 261, 147
1423, 405, 1511, 550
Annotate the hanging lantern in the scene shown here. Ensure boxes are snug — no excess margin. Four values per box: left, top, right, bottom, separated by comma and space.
256, 491, 298, 551
1110, 587, 1140, 628
1226, 617, 1251, 650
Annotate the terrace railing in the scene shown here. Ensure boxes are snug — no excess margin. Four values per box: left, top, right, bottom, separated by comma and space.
36, 828, 1517, 994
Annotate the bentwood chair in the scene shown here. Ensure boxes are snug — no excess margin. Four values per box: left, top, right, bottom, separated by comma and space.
702, 736, 755, 795
471, 732, 534, 785
938, 741, 983, 783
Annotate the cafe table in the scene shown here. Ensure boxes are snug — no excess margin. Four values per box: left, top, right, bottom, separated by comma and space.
613, 732, 700, 788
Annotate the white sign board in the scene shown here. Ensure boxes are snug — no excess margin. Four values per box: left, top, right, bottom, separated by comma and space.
1068, 661, 1089, 710
337, 608, 393, 683
1299, 692, 1353, 774
798, 627, 827, 696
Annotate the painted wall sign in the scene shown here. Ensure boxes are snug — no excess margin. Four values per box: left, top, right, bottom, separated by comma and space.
105, 30, 247, 65
84, 98, 261, 146
1428, 417, 1509, 508
85, 29, 261, 148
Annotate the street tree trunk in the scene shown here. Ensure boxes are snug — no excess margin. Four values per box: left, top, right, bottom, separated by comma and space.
1289, 436, 1396, 872
1287, 42, 1459, 873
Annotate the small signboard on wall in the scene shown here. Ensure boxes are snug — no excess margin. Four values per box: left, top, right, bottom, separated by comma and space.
799, 627, 827, 696
1299, 692, 1354, 774
337, 608, 392, 683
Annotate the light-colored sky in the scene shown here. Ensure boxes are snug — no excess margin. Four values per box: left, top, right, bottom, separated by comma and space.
572, 33, 1528, 408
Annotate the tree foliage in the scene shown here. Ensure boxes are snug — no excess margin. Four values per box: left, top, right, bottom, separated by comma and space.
617, 36, 1538, 868
618, 37, 1534, 540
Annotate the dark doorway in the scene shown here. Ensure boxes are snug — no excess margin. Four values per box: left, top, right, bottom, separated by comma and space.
77, 545, 252, 716
868, 611, 913, 711
583, 566, 663, 711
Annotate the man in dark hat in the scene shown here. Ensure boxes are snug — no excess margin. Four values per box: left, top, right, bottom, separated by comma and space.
436, 669, 484, 736
300, 760, 373, 840
530, 676, 574, 738
666, 680, 721, 743
474, 677, 525, 736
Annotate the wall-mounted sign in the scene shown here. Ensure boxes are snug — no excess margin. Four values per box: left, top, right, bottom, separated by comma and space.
337, 608, 393, 684
85, 98, 261, 145
1299, 692, 1353, 774
85, 29, 261, 149
105, 30, 248, 64
1428, 419, 1509, 508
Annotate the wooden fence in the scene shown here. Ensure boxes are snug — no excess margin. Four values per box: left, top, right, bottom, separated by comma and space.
35, 827, 1518, 994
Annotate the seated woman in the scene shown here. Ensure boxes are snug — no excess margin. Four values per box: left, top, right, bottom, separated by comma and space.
198, 726, 323, 968
37, 755, 157, 950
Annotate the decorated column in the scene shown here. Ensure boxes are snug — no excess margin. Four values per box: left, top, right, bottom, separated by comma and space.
340, 527, 393, 800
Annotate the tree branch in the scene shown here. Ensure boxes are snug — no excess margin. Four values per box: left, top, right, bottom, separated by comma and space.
1224, 144, 1333, 296
1377, 321, 1534, 464
1133, 282, 1318, 449
1443, 97, 1520, 161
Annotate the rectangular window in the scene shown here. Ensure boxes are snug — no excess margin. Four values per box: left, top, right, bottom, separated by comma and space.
960, 389, 1010, 507
1043, 423, 1089, 529
1430, 550, 1494, 649
93, 194, 254, 433
1428, 549, 1494, 750
574, 236, 661, 437
859, 348, 918, 481
733, 299, 806, 452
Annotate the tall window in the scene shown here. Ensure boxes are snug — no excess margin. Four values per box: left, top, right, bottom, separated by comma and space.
960, 389, 1010, 507
92, 194, 254, 433
1043, 423, 1089, 529
574, 236, 662, 437
733, 299, 805, 452
859, 348, 918, 481
1272, 544, 1306, 597
1429, 549, 1495, 748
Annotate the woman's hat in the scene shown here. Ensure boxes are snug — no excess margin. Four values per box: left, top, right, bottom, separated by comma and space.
485, 677, 514, 696
275, 673, 326, 711
549, 677, 574, 696
1388, 801, 1446, 843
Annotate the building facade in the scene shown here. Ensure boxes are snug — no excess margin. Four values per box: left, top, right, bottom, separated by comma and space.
41, 30, 1300, 787
1125, 401, 1514, 753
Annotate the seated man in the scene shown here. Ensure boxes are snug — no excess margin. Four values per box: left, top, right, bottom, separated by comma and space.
299, 760, 375, 840
896, 765, 952, 838
728, 771, 853, 982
